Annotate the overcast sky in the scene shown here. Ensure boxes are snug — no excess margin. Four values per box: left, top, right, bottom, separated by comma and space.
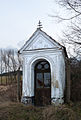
0, 0, 67, 49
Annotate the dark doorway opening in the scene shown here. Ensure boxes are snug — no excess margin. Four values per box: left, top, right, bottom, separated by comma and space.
34, 60, 51, 106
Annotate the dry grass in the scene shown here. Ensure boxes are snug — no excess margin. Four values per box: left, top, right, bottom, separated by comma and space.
0, 76, 7, 84
0, 84, 17, 104
0, 102, 43, 120
0, 75, 22, 85
0, 102, 81, 120
43, 104, 77, 120
0, 85, 81, 120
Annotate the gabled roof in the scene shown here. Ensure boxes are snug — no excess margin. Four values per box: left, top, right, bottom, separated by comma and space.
19, 28, 67, 57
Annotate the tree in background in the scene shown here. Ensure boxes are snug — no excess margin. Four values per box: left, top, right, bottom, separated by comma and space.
0, 48, 22, 84
53, 0, 81, 58
0, 49, 4, 84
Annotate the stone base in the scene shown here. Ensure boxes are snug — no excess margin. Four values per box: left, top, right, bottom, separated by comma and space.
51, 97, 64, 105
21, 96, 34, 105
21, 96, 64, 106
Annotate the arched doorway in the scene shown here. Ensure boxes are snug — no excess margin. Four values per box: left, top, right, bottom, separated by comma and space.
34, 60, 51, 106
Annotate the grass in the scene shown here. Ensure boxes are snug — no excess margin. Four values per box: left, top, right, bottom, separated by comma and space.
0, 78, 81, 120
0, 102, 43, 120
0, 76, 7, 84
0, 75, 22, 85
0, 102, 81, 120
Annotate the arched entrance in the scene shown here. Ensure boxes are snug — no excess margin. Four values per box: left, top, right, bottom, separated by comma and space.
34, 60, 51, 106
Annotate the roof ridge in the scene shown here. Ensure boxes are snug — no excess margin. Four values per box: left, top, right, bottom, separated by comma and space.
19, 28, 67, 57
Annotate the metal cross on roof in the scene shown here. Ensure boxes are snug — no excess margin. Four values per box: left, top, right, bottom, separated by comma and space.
37, 20, 43, 29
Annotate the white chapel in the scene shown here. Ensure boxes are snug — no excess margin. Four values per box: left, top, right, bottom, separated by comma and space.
19, 22, 67, 106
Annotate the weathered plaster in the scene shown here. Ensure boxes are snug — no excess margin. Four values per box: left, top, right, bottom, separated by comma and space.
20, 28, 66, 105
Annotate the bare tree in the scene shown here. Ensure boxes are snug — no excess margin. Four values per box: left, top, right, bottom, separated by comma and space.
0, 48, 22, 84
3, 49, 22, 70
1, 49, 8, 84
0, 49, 5, 84
52, 0, 81, 58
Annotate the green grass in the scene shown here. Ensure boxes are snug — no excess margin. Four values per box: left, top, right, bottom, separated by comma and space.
0, 102, 81, 120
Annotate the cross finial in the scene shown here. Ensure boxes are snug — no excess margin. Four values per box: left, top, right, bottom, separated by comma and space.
37, 20, 43, 29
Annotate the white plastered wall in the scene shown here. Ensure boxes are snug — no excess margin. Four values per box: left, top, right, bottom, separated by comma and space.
22, 49, 65, 103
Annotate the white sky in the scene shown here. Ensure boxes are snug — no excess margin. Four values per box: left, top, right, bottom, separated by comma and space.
0, 0, 67, 49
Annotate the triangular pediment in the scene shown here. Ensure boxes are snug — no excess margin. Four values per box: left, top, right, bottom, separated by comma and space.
25, 34, 58, 50
19, 29, 63, 53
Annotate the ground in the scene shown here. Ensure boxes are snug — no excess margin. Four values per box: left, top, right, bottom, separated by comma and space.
0, 85, 81, 120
